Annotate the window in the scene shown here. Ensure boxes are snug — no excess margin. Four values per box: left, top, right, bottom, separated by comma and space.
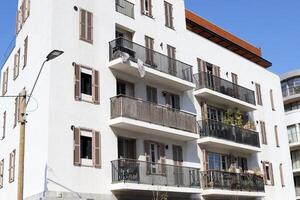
260, 121, 267, 145
79, 9, 93, 43
262, 161, 274, 185
13, 97, 20, 128
146, 86, 157, 104
255, 83, 263, 105
13, 49, 20, 80
164, 92, 180, 109
73, 127, 101, 168
208, 152, 247, 172
0, 159, 3, 189
144, 141, 166, 174
287, 125, 298, 144
291, 150, 300, 170
164, 1, 174, 29
117, 79, 134, 97
270, 89, 275, 110
23, 36, 28, 68
285, 101, 300, 112
9, 150, 16, 183
2, 68, 8, 95
141, 0, 152, 17
2, 111, 6, 140
280, 163, 285, 187
145, 36, 154, 65
118, 137, 136, 159
275, 125, 280, 147
74, 64, 99, 104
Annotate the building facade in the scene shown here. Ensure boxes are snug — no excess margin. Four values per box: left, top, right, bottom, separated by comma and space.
281, 70, 300, 199
0, 0, 295, 199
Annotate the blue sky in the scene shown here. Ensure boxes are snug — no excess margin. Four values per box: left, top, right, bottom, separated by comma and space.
1, 0, 299, 75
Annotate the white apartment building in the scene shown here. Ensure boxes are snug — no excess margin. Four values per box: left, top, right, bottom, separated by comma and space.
281, 70, 300, 199
0, 0, 295, 199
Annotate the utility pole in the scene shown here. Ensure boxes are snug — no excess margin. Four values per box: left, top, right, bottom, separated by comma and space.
17, 88, 27, 200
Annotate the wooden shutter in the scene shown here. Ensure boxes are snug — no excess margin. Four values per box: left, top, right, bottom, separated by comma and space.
255, 83, 263, 105
280, 163, 285, 187
140, 0, 145, 14
260, 121, 267, 145
87, 11, 93, 43
275, 125, 279, 147
270, 89, 275, 110
231, 73, 238, 84
144, 140, 151, 173
146, 86, 157, 104
93, 130, 101, 168
13, 97, 19, 128
145, 36, 154, 65
74, 64, 81, 101
169, 3, 173, 28
3, 68, 8, 95
197, 58, 206, 73
164, 1, 169, 27
202, 149, 208, 171
2, 111, 6, 139
80, 9, 87, 40
23, 36, 28, 68
269, 163, 274, 186
74, 127, 81, 166
213, 65, 220, 77
159, 143, 166, 174
148, 0, 153, 17
21, 0, 26, 23
25, 0, 30, 20
14, 50, 20, 80
92, 69, 100, 104
174, 94, 180, 109
9, 150, 15, 182
0, 159, 3, 188
262, 161, 267, 184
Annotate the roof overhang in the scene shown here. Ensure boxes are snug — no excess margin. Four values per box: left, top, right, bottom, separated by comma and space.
185, 10, 272, 68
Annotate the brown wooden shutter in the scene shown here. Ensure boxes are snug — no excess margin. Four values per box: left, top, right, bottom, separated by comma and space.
93, 130, 101, 168
280, 163, 285, 187
23, 36, 28, 68
270, 89, 275, 110
159, 143, 166, 174
80, 9, 86, 40
255, 83, 263, 105
74, 127, 81, 166
140, 0, 145, 14
231, 73, 238, 84
275, 125, 279, 147
87, 11, 93, 43
2, 69, 8, 95
164, 1, 169, 27
13, 97, 18, 128
148, 0, 153, 17
74, 64, 81, 101
25, 0, 30, 20
2, 111, 6, 139
9, 150, 15, 182
262, 161, 267, 184
14, 50, 20, 80
145, 36, 154, 65
269, 163, 274, 186
174, 94, 180, 109
202, 149, 208, 171
169, 3, 173, 28
144, 140, 150, 173
260, 121, 267, 145
92, 69, 100, 104
213, 65, 220, 77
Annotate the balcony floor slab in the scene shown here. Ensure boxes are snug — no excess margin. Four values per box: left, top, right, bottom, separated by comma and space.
202, 189, 265, 198
194, 88, 257, 112
197, 137, 261, 154
108, 58, 195, 91
109, 117, 199, 141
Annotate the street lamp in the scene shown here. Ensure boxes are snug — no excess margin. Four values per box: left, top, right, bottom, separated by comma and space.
17, 50, 63, 200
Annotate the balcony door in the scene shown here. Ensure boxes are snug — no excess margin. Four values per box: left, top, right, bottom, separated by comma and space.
118, 137, 136, 159
173, 145, 183, 185
117, 79, 134, 97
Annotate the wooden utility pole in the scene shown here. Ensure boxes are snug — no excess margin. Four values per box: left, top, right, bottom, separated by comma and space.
17, 89, 27, 200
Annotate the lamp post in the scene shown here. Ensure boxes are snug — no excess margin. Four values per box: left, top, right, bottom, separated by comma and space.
17, 50, 63, 200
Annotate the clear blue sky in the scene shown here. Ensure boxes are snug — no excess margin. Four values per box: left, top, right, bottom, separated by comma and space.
1, 0, 299, 75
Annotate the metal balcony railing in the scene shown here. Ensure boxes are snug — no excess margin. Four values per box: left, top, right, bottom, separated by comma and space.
115, 0, 134, 18
111, 159, 265, 193
202, 170, 265, 192
109, 38, 193, 82
198, 119, 260, 148
110, 95, 197, 133
282, 86, 300, 98
111, 159, 201, 188
194, 72, 256, 105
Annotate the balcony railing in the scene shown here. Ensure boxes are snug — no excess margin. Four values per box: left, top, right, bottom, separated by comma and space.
282, 86, 300, 98
198, 119, 260, 148
112, 159, 201, 188
202, 170, 265, 192
194, 72, 256, 105
111, 159, 265, 193
109, 38, 193, 82
111, 95, 197, 133
115, 0, 134, 18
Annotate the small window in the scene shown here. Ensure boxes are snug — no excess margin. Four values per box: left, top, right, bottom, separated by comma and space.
262, 161, 274, 185
164, 92, 180, 109
141, 0, 152, 17
164, 1, 174, 29
81, 136, 92, 160
81, 72, 92, 95
255, 83, 263, 106
79, 9, 93, 43
117, 79, 134, 97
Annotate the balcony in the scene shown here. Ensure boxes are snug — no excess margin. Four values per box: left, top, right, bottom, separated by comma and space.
282, 86, 300, 103
115, 0, 134, 19
197, 120, 261, 153
109, 95, 198, 141
289, 132, 300, 150
109, 38, 195, 91
111, 159, 201, 194
194, 73, 256, 112
201, 170, 265, 198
